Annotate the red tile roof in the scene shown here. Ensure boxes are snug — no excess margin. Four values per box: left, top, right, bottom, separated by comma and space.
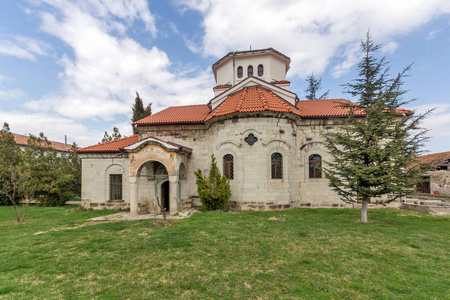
414, 151, 450, 165
271, 80, 290, 84
213, 84, 232, 89
205, 86, 295, 121
132, 87, 412, 126
12, 133, 69, 152
134, 104, 210, 126
406, 151, 450, 171
296, 99, 363, 118
77, 135, 140, 153
77, 134, 192, 154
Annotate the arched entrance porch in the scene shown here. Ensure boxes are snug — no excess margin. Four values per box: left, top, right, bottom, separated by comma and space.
122, 136, 191, 216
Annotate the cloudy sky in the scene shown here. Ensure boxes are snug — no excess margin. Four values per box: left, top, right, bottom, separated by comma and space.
0, 0, 449, 153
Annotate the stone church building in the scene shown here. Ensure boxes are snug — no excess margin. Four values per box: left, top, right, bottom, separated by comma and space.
78, 48, 363, 215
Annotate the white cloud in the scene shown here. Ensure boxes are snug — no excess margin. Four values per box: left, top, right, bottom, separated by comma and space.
0, 34, 51, 61
0, 110, 99, 146
25, 0, 214, 121
427, 29, 442, 40
176, 0, 450, 78
0, 74, 27, 100
410, 103, 450, 153
0, 89, 26, 101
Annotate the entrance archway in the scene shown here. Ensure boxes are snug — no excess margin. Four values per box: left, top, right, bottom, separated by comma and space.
125, 137, 192, 216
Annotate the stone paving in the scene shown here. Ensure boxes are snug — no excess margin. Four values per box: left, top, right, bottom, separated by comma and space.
89, 207, 199, 221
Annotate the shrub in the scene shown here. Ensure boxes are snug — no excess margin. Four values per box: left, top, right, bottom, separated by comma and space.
195, 155, 231, 211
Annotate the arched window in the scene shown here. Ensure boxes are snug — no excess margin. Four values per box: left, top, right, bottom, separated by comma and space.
309, 154, 322, 178
258, 64, 264, 76
247, 65, 253, 76
223, 154, 234, 179
109, 174, 122, 200
237, 66, 243, 78
271, 153, 283, 179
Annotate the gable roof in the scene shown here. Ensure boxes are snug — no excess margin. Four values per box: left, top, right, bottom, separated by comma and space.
205, 86, 296, 121
77, 134, 192, 154
12, 133, 69, 152
77, 135, 140, 153
209, 76, 297, 110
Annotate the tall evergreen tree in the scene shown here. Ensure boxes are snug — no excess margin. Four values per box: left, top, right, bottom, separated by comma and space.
131, 91, 152, 134
305, 73, 330, 99
324, 32, 430, 223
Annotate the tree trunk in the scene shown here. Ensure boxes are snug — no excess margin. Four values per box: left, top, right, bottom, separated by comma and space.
12, 202, 21, 222
21, 201, 30, 222
361, 196, 369, 223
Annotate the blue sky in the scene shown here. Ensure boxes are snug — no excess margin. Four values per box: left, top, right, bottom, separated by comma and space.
0, 0, 449, 154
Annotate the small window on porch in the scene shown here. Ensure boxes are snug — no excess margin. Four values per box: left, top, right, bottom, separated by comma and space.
110, 174, 122, 200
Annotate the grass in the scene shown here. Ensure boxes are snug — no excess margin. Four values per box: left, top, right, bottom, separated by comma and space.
0, 206, 448, 299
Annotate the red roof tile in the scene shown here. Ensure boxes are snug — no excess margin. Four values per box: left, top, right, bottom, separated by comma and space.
406, 151, 450, 171
414, 151, 450, 165
77, 134, 139, 153
12, 133, 69, 152
271, 80, 290, 84
78, 134, 192, 154
134, 104, 210, 126
213, 84, 232, 89
205, 86, 296, 121
296, 99, 363, 118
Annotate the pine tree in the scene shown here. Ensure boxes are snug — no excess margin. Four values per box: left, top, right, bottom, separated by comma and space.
305, 73, 330, 99
131, 91, 152, 134
324, 32, 430, 223
101, 127, 122, 143
111, 127, 122, 140
101, 131, 112, 143
195, 154, 231, 211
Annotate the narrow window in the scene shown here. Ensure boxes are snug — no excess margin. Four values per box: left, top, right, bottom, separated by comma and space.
110, 174, 123, 200
258, 64, 264, 76
237, 66, 243, 78
309, 154, 322, 178
223, 154, 234, 180
271, 153, 283, 179
247, 65, 253, 76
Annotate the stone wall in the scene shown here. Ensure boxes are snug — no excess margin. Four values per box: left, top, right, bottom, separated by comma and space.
80, 154, 130, 209
139, 113, 347, 210
430, 170, 450, 196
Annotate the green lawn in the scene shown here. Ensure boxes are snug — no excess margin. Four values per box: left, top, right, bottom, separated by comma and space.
0, 206, 448, 299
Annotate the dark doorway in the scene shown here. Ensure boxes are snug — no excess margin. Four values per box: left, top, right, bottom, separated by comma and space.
417, 177, 430, 194
161, 181, 170, 212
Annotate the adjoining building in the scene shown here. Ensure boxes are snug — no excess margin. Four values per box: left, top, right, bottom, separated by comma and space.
12, 133, 69, 154
77, 48, 408, 214
414, 151, 450, 196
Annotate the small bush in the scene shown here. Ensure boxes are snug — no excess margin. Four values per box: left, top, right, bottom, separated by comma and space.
195, 154, 231, 211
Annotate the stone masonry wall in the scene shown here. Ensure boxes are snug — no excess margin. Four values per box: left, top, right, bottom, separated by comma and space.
430, 170, 450, 196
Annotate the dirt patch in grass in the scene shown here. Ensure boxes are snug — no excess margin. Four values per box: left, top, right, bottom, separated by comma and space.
33, 221, 121, 235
